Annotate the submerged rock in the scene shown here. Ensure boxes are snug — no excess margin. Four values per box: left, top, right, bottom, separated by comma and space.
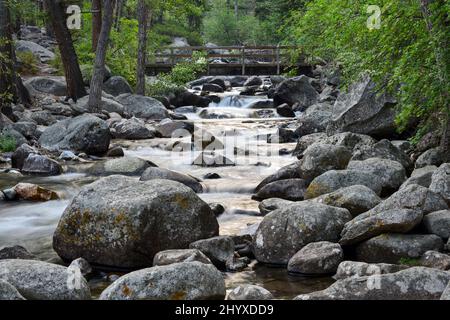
227, 285, 273, 300
99, 262, 225, 300
153, 249, 212, 266
53, 176, 219, 269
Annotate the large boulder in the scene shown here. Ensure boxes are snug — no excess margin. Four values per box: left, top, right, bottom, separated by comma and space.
21, 154, 62, 176
358, 184, 448, 217
30, 110, 57, 126
419, 251, 450, 270
299, 144, 352, 181
311, 185, 381, 217
116, 94, 169, 120
253, 202, 352, 265
140, 167, 203, 193
255, 162, 302, 192
305, 170, 383, 199
75, 95, 125, 115
0, 280, 25, 300
39, 114, 111, 155
53, 176, 219, 269
0, 259, 91, 300
16, 40, 55, 63
287, 242, 343, 275
11, 144, 37, 170
294, 103, 333, 136
103, 76, 133, 96
253, 179, 308, 201
99, 262, 225, 300
227, 285, 273, 300
13, 183, 59, 202
334, 261, 407, 280
292, 133, 327, 156
153, 249, 212, 266
429, 163, 450, 204
273, 76, 319, 109
295, 267, 450, 300
0, 245, 35, 260
24, 76, 67, 96
326, 76, 397, 138
88, 157, 156, 176
351, 139, 412, 170
340, 209, 423, 245
355, 234, 444, 264
423, 210, 450, 239
415, 147, 444, 169
110, 118, 154, 140
347, 158, 406, 194
258, 198, 293, 215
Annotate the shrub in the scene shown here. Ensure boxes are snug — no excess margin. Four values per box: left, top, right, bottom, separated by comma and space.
16, 51, 39, 75
0, 134, 16, 152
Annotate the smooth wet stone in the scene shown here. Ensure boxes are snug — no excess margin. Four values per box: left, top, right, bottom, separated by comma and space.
355, 234, 444, 264
253, 202, 352, 265
334, 261, 407, 280
0, 245, 35, 260
311, 185, 381, 217
88, 156, 156, 176
153, 249, 212, 266
99, 262, 226, 300
340, 209, 423, 246
295, 267, 450, 300
305, 170, 383, 199
209, 203, 225, 216
192, 153, 235, 167
21, 154, 62, 176
419, 251, 450, 270
69, 258, 93, 277
0, 280, 25, 300
227, 285, 273, 300
276, 103, 295, 117
189, 236, 235, 269
287, 242, 343, 275
255, 161, 302, 192
0, 259, 91, 300
13, 183, 59, 202
11, 144, 38, 170
53, 176, 219, 269
140, 167, 203, 193
253, 179, 308, 201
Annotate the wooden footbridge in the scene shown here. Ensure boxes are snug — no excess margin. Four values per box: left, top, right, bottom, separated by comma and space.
146, 45, 306, 76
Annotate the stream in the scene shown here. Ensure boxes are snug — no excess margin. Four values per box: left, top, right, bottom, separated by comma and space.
0, 90, 334, 299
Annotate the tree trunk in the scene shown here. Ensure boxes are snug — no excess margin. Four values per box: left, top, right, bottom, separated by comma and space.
234, 0, 239, 18
44, 0, 86, 101
114, 0, 124, 31
0, 0, 16, 118
136, 0, 149, 95
92, 0, 102, 51
88, 0, 114, 113
420, 0, 449, 158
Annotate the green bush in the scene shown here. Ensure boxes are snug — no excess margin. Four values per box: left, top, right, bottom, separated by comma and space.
147, 51, 208, 97
0, 134, 16, 152
16, 51, 39, 75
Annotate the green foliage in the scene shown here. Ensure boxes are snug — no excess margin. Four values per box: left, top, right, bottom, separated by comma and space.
0, 134, 16, 152
16, 51, 39, 75
399, 257, 421, 267
284, 0, 450, 139
147, 51, 207, 96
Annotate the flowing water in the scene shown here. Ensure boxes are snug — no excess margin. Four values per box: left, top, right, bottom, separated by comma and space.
0, 91, 334, 299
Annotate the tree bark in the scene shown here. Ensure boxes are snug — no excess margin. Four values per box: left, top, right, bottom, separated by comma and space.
44, 0, 86, 101
88, 0, 114, 113
420, 0, 449, 158
136, 0, 149, 95
114, 0, 124, 31
92, 0, 102, 51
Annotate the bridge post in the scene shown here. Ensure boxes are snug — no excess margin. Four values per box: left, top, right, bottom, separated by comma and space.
276, 44, 281, 75
241, 46, 246, 75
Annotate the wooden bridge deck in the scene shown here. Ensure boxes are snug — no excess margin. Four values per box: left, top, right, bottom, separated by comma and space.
146, 45, 303, 76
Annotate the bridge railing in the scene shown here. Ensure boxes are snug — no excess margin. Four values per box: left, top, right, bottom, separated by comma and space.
147, 45, 299, 75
